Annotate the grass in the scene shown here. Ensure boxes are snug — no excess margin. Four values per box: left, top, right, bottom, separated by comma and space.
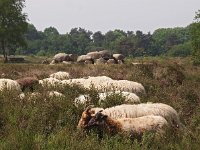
0, 56, 200, 149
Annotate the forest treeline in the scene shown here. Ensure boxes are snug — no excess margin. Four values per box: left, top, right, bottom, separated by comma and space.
15, 24, 192, 57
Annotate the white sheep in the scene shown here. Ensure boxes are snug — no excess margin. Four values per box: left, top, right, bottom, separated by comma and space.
77, 103, 182, 129
0, 78, 21, 92
39, 77, 62, 87
48, 91, 65, 97
114, 80, 145, 94
74, 91, 140, 106
50, 71, 70, 80
61, 76, 145, 94
98, 91, 140, 104
85, 111, 168, 137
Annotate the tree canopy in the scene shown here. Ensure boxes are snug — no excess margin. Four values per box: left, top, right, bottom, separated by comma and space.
0, 0, 28, 62
190, 10, 200, 64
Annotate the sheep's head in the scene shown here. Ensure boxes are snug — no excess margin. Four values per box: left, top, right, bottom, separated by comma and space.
77, 105, 96, 129
85, 110, 107, 129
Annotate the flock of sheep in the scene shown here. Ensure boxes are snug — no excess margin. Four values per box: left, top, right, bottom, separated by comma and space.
0, 71, 183, 140
43, 50, 125, 65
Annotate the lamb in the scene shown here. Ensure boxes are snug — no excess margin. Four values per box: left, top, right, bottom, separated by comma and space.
0, 78, 21, 92
16, 77, 39, 92
77, 103, 182, 129
50, 71, 70, 80
85, 111, 168, 139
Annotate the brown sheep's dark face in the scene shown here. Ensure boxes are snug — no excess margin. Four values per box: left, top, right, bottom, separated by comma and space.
85, 111, 107, 129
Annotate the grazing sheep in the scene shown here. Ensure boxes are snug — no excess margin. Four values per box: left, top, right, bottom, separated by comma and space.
99, 50, 112, 60
16, 77, 39, 92
0, 78, 21, 92
113, 54, 125, 61
87, 51, 102, 59
23, 91, 65, 101
68, 54, 78, 62
114, 80, 145, 94
74, 91, 140, 106
53, 53, 70, 63
77, 55, 93, 63
50, 71, 70, 80
95, 58, 106, 64
107, 59, 117, 64
39, 77, 62, 87
77, 103, 182, 129
48, 91, 65, 98
98, 91, 140, 104
61, 76, 145, 94
85, 111, 168, 137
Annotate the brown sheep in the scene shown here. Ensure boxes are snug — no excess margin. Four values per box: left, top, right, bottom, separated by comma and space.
16, 77, 39, 92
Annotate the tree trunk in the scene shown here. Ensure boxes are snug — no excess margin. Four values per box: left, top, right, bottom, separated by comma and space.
1, 40, 8, 63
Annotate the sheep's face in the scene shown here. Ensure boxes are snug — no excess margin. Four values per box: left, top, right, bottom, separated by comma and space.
77, 108, 95, 128
86, 111, 107, 129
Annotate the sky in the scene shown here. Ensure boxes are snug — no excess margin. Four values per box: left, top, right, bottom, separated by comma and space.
23, 0, 200, 34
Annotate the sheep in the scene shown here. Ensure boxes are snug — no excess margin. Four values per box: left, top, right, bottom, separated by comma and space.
98, 50, 112, 60
95, 58, 106, 64
113, 54, 125, 61
77, 103, 182, 129
0, 78, 21, 92
77, 55, 93, 63
74, 91, 140, 106
99, 91, 140, 104
53, 53, 70, 63
107, 59, 117, 64
21, 91, 65, 101
16, 77, 39, 92
85, 111, 168, 139
61, 76, 145, 94
114, 80, 145, 94
87, 51, 102, 59
50, 71, 70, 80
39, 77, 62, 87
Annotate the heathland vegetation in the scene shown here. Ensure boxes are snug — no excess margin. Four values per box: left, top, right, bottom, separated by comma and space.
0, 1, 200, 149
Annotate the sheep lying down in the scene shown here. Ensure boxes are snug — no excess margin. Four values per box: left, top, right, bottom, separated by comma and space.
84, 111, 168, 137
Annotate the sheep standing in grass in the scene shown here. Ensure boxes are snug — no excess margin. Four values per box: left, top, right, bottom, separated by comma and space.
16, 77, 39, 92
61, 76, 145, 94
0, 78, 21, 92
50, 71, 70, 80
39, 77, 62, 87
85, 111, 168, 138
74, 91, 140, 106
77, 103, 182, 129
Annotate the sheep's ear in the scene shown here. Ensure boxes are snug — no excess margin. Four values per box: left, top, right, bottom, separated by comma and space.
85, 105, 94, 112
99, 110, 103, 113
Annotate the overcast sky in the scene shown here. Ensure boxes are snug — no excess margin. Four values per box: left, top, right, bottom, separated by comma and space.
23, 0, 200, 34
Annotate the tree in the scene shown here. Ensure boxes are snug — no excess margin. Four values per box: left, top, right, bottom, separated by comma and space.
190, 10, 200, 64
0, 0, 27, 62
